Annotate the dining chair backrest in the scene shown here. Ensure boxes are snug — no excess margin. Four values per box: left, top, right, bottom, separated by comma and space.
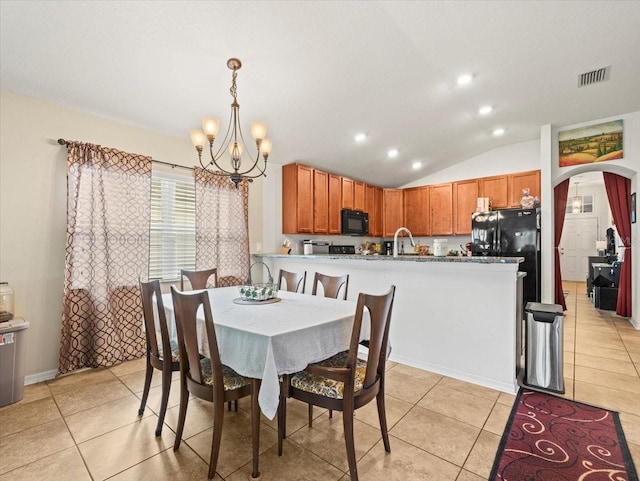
277, 269, 307, 293
180, 268, 218, 291
139, 280, 170, 364
348, 285, 395, 389
170, 286, 224, 399
311, 273, 349, 300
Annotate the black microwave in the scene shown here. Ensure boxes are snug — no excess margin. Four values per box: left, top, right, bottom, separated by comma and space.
341, 209, 369, 236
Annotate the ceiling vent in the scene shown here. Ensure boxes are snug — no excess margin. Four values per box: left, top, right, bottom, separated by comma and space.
577, 66, 610, 87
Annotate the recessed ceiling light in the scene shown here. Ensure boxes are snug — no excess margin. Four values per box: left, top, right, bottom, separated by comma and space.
412, 161, 422, 170
479, 105, 493, 115
387, 149, 399, 158
354, 133, 366, 142
492, 127, 505, 136
456, 74, 473, 85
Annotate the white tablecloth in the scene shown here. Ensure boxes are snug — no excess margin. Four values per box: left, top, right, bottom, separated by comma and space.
163, 287, 369, 419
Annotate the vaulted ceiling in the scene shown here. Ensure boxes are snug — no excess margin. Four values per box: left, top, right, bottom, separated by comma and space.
2, 1, 639, 187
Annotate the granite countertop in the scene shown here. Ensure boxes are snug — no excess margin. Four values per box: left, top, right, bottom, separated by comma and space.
252, 253, 523, 264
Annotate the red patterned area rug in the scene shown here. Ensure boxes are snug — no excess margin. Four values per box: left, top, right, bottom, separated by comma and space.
490, 389, 638, 481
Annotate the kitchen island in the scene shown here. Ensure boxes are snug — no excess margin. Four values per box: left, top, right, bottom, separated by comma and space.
253, 253, 524, 394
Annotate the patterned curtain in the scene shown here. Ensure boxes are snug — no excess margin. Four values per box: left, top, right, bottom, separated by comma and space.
58, 142, 152, 375
194, 168, 250, 287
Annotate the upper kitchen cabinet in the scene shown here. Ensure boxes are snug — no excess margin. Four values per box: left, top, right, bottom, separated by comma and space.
430, 182, 453, 236
365, 184, 382, 237
313, 169, 329, 234
328, 173, 342, 235
282, 163, 314, 234
508, 170, 541, 207
354, 181, 365, 211
342, 177, 354, 209
453, 179, 478, 235
403, 186, 430, 236
382, 188, 404, 237
479, 175, 508, 209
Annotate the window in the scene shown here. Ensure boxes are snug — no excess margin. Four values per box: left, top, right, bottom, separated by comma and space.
566, 194, 594, 214
149, 169, 196, 281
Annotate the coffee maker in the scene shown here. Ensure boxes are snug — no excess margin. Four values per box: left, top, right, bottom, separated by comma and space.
383, 240, 394, 256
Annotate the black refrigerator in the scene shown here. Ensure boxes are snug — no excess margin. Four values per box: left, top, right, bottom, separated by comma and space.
471, 208, 541, 305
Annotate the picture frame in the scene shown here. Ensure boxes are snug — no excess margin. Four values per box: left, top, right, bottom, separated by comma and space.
632, 192, 636, 224
558, 119, 623, 167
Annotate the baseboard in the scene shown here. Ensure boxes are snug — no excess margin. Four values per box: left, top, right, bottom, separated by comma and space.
25, 369, 57, 385
630, 316, 639, 330
389, 354, 518, 394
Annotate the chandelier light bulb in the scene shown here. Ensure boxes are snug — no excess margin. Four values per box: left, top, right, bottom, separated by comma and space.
201, 117, 220, 139
260, 138, 272, 156
190, 130, 206, 149
250, 121, 268, 141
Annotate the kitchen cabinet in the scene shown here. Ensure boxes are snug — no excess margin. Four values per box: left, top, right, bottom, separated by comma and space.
430, 182, 453, 235
328, 173, 342, 235
282, 163, 314, 234
453, 179, 479, 234
365, 185, 383, 237
508, 170, 540, 207
479, 175, 508, 209
403, 186, 430, 236
354, 181, 365, 211
382, 189, 404, 237
313, 170, 328, 234
342, 177, 354, 209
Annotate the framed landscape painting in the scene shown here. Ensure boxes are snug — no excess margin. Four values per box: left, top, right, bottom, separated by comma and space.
559, 119, 623, 167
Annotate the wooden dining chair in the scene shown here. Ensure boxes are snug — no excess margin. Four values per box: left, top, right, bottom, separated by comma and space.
308, 272, 350, 424
180, 267, 218, 290
279, 286, 396, 481
171, 286, 259, 479
138, 280, 180, 436
312, 272, 349, 300
277, 269, 307, 293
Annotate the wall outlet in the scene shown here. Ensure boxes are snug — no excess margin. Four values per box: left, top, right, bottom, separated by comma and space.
256, 242, 262, 252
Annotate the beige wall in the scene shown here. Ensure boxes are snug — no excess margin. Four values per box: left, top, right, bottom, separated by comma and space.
0, 90, 265, 380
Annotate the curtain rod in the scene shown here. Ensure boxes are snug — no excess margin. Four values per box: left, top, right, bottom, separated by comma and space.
57, 138, 195, 172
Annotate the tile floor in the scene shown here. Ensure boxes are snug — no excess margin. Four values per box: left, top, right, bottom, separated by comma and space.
1, 281, 638, 480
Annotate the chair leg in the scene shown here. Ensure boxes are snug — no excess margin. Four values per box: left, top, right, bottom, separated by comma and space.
138, 357, 153, 416
227, 401, 232, 411
155, 367, 173, 436
208, 398, 225, 479
308, 404, 313, 427
251, 379, 261, 478
343, 404, 358, 481
235, 400, 238, 412
329, 409, 333, 419
376, 389, 391, 453
278, 380, 287, 455
173, 377, 189, 451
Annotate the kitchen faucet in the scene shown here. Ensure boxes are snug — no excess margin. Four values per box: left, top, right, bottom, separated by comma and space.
393, 227, 415, 257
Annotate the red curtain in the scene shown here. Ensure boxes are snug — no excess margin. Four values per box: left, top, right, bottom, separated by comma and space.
554, 180, 570, 310
603, 173, 632, 317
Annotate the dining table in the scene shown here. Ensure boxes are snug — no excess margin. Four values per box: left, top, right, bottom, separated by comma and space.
162, 285, 370, 477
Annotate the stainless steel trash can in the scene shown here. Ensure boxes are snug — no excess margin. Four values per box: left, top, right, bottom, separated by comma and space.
0, 318, 29, 407
524, 303, 564, 394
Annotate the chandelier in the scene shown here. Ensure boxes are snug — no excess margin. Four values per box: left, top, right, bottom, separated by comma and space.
571, 181, 582, 213
190, 58, 272, 188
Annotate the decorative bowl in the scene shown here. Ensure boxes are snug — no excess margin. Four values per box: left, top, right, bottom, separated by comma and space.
238, 283, 278, 301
